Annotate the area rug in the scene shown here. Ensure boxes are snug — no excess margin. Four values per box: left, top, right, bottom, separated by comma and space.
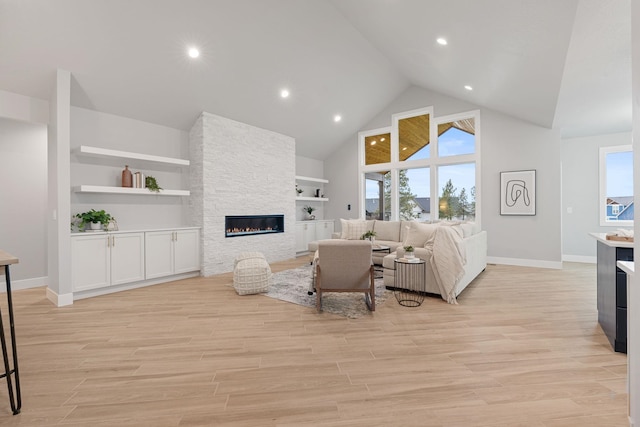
264, 264, 389, 318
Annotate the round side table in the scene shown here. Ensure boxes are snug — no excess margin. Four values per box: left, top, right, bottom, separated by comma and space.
393, 258, 426, 307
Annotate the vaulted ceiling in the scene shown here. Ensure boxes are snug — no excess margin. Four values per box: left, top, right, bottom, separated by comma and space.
0, 0, 631, 160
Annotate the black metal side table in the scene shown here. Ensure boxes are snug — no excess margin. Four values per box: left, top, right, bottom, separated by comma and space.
394, 258, 426, 307
0, 250, 21, 415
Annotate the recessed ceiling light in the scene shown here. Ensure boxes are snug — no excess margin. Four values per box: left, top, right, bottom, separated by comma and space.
371, 140, 377, 145
402, 147, 407, 151
436, 37, 448, 46
464, 85, 473, 91
380, 137, 385, 142
334, 115, 342, 123
188, 47, 200, 58
280, 89, 290, 98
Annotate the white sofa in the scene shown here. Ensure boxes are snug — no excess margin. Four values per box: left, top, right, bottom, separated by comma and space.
315, 219, 487, 303
382, 223, 487, 302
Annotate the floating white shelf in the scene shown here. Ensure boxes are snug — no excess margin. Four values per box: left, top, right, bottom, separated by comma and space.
296, 196, 329, 202
295, 175, 328, 184
74, 185, 190, 196
76, 145, 189, 167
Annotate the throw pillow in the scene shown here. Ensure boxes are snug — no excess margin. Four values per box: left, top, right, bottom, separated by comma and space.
339, 219, 368, 240
402, 221, 439, 248
345, 220, 368, 240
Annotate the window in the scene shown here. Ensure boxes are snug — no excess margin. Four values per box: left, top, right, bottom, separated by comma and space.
599, 145, 633, 226
359, 109, 480, 224
363, 132, 391, 165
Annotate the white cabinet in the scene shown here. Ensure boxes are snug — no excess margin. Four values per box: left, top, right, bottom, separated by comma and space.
146, 229, 200, 279
295, 220, 334, 253
315, 220, 335, 240
71, 232, 145, 291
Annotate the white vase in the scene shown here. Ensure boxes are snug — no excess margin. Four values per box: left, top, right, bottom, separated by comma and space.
89, 222, 102, 231
405, 252, 414, 259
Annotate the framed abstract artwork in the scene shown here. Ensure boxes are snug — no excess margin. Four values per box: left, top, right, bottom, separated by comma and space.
500, 170, 536, 215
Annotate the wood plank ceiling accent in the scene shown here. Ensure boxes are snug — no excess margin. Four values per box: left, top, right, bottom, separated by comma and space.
364, 115, 475, 167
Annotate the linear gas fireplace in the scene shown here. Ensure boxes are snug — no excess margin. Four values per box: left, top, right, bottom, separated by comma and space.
225, 214, 284, 238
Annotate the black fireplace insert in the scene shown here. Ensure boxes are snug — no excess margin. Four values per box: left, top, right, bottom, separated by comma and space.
225, 214, 284, 237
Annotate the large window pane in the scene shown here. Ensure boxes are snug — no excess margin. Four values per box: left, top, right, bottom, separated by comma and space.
438, 118, 475, 157
365, 172, 391, 220
438, 163, 476, 221
602, 147, 633, 224
399, 113, 430, 161
364, 133, 391, 165
398, 168, 430, 221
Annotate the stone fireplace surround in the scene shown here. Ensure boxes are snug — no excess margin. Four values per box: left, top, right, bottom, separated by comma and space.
189, 112, 296, 276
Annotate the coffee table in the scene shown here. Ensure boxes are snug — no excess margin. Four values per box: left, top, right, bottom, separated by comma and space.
372, 245, 390, 278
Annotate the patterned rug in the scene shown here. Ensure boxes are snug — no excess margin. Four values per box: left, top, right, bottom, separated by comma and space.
264, 264, 389, 318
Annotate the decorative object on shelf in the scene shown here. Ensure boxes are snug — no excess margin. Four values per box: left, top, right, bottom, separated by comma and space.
106, 218, 119, 231
403, 245, 415, 259
500, 169, 536, 216
296, 185, 303, 196
145, 176, 162, 193
303, 205, 316, 220
315, 189, 321, 197
133, 171, 145, 188
122, 165, 133, 188
73, 209, 114, 232
361, 230, 377, 242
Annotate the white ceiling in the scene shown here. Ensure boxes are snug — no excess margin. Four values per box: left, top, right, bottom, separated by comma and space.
0, 0, 631, 160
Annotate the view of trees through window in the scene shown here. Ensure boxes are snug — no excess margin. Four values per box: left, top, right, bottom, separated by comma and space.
362, 111, 478, 223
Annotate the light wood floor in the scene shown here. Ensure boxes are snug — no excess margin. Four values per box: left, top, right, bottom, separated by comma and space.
0, 259, 629, 426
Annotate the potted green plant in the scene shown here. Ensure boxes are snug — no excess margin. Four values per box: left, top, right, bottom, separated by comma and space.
74, 209, 114, 231
403, 245, 415, 258
303, 205, 316, 220
361, 230, 377, 242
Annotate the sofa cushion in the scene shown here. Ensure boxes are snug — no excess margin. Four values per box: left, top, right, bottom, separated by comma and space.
402, 221, 439, 248
374, 220, 401, 241
460, 222, 474, 238
339, 219, 369, 240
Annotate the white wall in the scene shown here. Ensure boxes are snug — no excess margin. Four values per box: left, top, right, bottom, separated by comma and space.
325, 85, 563, 268
0, 118, 48, 284
70, 107, 190, 230
561, 132, 632, 262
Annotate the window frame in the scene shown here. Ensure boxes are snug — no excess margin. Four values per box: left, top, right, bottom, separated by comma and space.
358, 109, 481, 225
599, 144, 633, 227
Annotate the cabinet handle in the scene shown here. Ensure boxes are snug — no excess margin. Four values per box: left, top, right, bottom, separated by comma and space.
111, 236, 115, 247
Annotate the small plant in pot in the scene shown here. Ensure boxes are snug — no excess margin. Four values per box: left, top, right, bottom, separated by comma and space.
303, 205, 316, 220
403, 245, 415, 258
361, 230, 377, 242
74, 209, 114, 231
296, 185, 303, 196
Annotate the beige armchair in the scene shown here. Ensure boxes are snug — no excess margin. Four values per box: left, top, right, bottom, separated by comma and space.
315, 240, 375, 312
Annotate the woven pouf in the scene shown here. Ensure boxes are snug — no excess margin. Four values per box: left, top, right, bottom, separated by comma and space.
233, 252, 272, 295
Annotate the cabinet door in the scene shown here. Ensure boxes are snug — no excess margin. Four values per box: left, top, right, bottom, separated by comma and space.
145, 231, 174, 279
315, 221, 334, 240
174, 229, 200, 274
71, 234, 110, 291
296, 222, 315, 252
111, 233, 145, 286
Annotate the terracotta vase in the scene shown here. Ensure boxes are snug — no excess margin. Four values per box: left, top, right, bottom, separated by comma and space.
122, 165, 132, 187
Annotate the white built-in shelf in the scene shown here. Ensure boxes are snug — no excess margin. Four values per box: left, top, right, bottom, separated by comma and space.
295, 175, 328, 184
296, 196, 329, 202
73, 185, 190, 196
75, 145, 189, 167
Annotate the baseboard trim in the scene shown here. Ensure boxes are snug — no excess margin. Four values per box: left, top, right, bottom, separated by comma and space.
487, 256, 562, 269
0, 276, 47, 292
562, 254, 596, 264
46, 287, 74, 307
